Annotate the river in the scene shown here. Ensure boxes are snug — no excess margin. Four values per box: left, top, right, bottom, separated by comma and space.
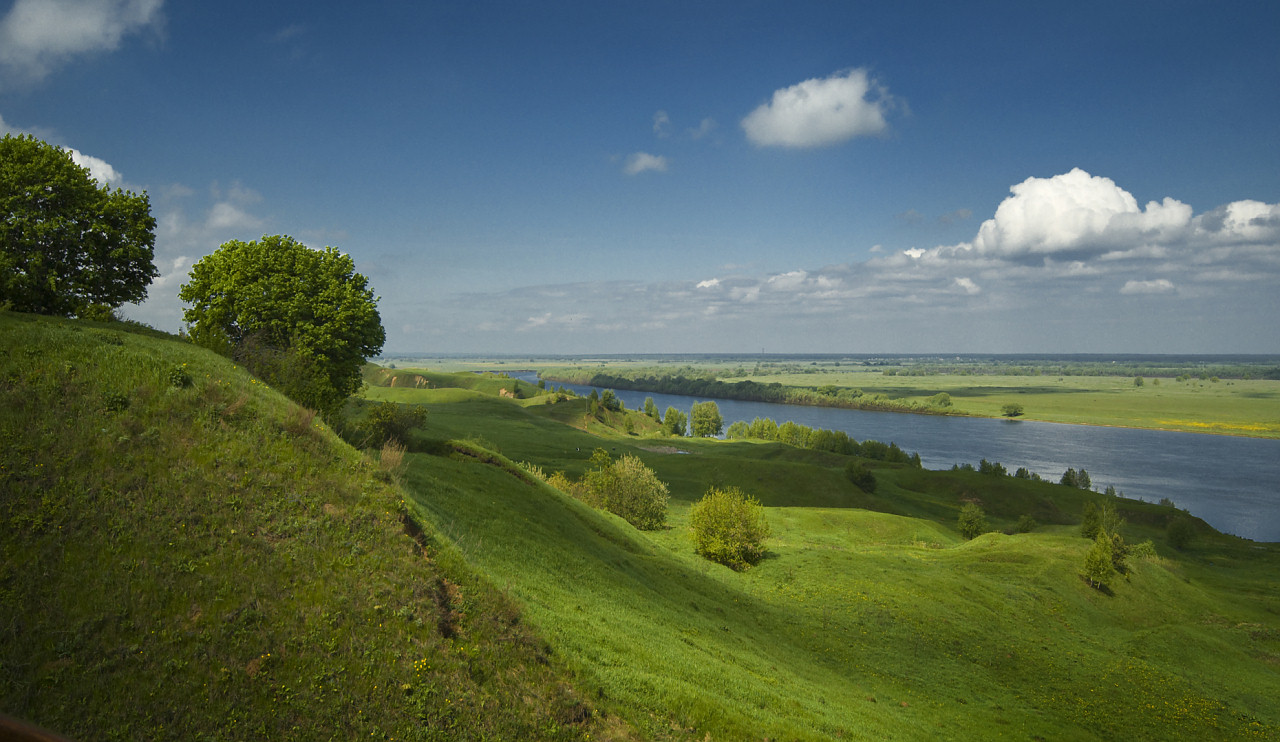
513, 372, 1280, 543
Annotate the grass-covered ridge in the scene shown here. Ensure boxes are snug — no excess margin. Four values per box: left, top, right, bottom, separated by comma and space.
365, 370, 1280, 739
0, 313, 620, 741
5, 320, 1278, 740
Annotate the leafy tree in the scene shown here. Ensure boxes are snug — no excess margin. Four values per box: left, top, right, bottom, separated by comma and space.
724, 420, 750, 439
777, 421, 812, 448
1134, 376, 1145, 387
643, 397, 659, 419
689, 400, 723, 437
1001, 402, 1025, 418
688, 486, 770, 570
1015, 515, 1038, 533
747, 417, 779, 440
662, 406, 687, 437
958, 503, 988, 539
579, 449, 669, 530
978, 458, 1007, 476
179, 235, 385, 413
0, 133, 158, 316
844, 461, 877, 493
1081, 533, 1116, 589
1080, 501, 1102, 539
600, 389, 621, 412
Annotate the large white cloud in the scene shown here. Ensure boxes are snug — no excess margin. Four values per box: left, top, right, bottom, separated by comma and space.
741, 68, 895, 148
969, 168, 1193, 258
0, 0, 164, 84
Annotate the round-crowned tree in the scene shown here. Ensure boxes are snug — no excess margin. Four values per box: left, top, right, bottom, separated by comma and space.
179, 235, 385, 412
0, 134, 157, 316
689, 486, 771, 570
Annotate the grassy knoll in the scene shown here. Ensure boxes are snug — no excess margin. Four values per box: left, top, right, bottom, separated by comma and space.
0, 313, 623, 741
363, 371, 1280, 740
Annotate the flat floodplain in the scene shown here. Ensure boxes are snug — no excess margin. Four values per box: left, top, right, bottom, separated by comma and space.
748, 371, 1280, 437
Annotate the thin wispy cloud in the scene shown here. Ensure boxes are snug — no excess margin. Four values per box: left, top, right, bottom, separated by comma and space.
622, 152, 668, 175
742, 68, 897, 148
0, 0, 164, 86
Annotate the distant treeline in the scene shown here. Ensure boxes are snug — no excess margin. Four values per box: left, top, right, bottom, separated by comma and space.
723, 416, 922, 468
545, 360, 1280, 381
542, 369, 960, 416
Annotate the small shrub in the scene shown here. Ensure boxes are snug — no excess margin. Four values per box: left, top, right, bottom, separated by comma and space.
689, 486, 771, 570
1167, 517, 1196, 550
1014, 514, 1038, 533
361, 401, 427, 447
958, 503, 987, 539
168, 364, 193, 388
102, 391, 130, 411
580, 449, 669, 530
844, 461, 877, 493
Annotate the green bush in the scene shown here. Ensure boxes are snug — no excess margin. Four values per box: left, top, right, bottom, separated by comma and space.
1014, 514, 1038, 533
844, 461, 877, 493
360, 401, 427, 447
957, 503, 987, 539
580, 449, 669, 530
689, 486, 770, 570
1167, 517, 1196, 550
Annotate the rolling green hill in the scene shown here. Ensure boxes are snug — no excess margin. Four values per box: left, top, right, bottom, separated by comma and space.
0, 313, 620, 741
365, 370, 1280, 740
3, 314, 1278, 740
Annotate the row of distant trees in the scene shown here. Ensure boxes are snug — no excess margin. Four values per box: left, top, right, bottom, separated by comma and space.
1, 134, 386, 417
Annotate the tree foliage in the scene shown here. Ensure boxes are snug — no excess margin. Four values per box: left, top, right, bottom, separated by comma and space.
688, 486, 770, 570
662, 406, 687, 437
1001, 402, 1025, 418
179, 235, 385, 412
579, 449, 669, 530
844, 461, 877, 493
1081, 533, 1117, 589
958, 503, 988, 539
689, 400, 723, 437
360, 401, 427, 447
0, 134, 157, 316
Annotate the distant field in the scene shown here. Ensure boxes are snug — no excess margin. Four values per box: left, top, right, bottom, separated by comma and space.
749, 371, 1280, 437
378, 356, 1280, 438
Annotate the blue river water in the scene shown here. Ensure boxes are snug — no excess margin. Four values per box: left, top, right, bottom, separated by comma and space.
513, 372, 1280, 543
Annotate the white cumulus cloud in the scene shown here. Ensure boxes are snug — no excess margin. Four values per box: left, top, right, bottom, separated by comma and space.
741, 68, 895, 148
622, 151, 668, 175
0, 0, 164, 85
969, 168, 1193, 258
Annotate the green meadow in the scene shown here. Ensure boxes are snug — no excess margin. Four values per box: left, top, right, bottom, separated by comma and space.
4, 317, 1279, 740
367, 367, 1280, 740
742, 370, 1280, 437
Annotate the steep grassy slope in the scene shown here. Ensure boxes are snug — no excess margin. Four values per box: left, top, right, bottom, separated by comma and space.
0, 313, 620, 741
367, 376, 1280, 740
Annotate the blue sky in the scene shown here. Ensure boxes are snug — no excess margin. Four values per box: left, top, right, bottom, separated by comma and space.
3, 0, 1279, 354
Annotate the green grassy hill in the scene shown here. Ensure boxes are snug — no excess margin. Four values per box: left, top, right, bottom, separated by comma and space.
0, 313, 622, 741
4, 316, 1278, 740
365, 373, 1280, 740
